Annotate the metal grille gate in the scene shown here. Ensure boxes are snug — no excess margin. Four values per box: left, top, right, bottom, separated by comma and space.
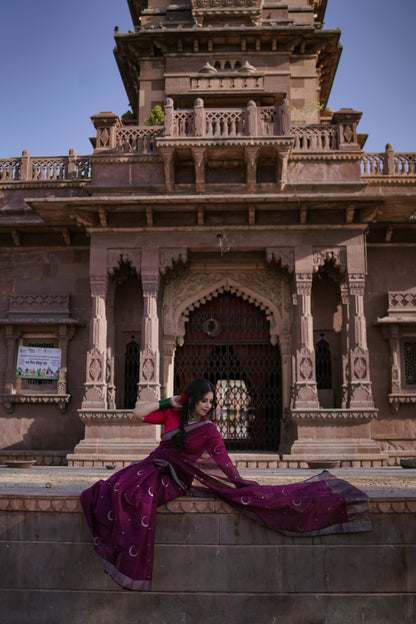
174, 292, 282, 451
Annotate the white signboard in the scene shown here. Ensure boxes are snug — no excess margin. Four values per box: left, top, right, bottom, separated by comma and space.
16, 346, 61, 380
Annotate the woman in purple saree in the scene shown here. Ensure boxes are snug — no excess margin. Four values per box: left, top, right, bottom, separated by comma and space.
80, 379, 371, 591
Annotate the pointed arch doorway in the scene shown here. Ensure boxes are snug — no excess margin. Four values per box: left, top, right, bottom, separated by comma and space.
174, 292, 282, 451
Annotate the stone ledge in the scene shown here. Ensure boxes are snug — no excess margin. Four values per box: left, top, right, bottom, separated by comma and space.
66, 452, 280, 468
280, 454, 389, 469
1, 492, 415, 515
0, 450, 68, 466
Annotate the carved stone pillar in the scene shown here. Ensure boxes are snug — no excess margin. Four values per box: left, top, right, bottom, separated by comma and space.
90, 112, 121, 152
138, 274, 161, 401
279, 332, 295, 452
160, 335, 177, 399
245, 146, 259, 192
159, 147, 175, 192
164, 97, 174, 136
105, 280, 116, 409
340, 280, 350, 408
193, 98, 206, 137
82, 275, 109, 409
292, 273, 319, 408
279, 333, 292, 415
192, 147, 206, 193
277, 147, 291, 190
347, 273, 374, 407
4, 325, 17, 396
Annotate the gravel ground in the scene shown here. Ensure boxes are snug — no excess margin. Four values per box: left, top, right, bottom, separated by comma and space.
0, 464, 415, 497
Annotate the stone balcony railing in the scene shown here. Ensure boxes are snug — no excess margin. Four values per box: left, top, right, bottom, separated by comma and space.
0, 148, 91, 183
362, 144, 416, 176
164, 97, 291, 139
1, 104, 416, 184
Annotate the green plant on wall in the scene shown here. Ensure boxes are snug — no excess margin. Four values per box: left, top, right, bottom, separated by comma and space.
290, 101, 324, 124
144, 105, 164, 126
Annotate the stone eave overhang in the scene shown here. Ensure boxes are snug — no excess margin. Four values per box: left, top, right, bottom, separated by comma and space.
24, 192, 382, 228
156, 136, 294, 150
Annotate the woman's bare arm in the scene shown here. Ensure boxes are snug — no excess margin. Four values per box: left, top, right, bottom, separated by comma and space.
133, 395, 182, 422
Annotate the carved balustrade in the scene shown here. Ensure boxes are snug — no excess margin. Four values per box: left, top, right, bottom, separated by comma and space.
0, 158, 21, 182
164, 98, 290, 139
291, 125, 338, 151
115, 126, 163, 153
0, 149, 91, 183
362, 144, 416, 176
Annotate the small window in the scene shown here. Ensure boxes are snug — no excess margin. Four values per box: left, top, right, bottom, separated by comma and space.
404, 341, 416, 386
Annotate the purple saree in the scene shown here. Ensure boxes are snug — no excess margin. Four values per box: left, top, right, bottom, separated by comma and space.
80, 420, 371, 591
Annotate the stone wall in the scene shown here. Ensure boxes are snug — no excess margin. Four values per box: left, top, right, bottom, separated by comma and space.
0, 492, 415, 623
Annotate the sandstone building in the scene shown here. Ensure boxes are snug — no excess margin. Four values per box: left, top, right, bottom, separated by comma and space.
0, 0, 415, 467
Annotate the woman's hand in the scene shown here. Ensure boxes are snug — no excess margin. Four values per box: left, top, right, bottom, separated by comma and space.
170, 395, 182, 409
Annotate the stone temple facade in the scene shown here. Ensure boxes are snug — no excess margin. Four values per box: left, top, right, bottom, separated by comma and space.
0, 0, 415, 467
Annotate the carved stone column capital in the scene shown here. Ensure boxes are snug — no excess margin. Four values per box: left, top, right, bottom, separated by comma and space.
348, 273, 366, 296
142, 274, 160, 298
90, 274, 109, 298
295, 273, 313, 295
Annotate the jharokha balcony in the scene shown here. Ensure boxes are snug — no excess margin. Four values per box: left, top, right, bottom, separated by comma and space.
0, 98, 415, 193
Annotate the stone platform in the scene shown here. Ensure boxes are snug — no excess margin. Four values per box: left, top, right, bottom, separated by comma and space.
0, 465, 415, 624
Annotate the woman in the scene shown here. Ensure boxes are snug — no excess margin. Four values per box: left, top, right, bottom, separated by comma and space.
80, 379, 371, 591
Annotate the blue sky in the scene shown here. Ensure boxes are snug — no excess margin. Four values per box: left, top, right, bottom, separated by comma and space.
0, 0, 414, 157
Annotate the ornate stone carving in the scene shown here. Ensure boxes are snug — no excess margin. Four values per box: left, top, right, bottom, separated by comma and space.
141, 350, 156, 382
0, 393, 70, 414
78, 409, 140, 424
353, 355, 367, 380
348, 381, 373, 404
83, 385, 106, 404
299, 355, 314, 380
295, 273, 313, 295
163, 267, 291, 346
141, 275, 159, 298
107, 250, 141, 275
312, 247, 346, 273
292, 382, 318, 404
289, 408, 378, 422
8, 294, 70, 316
348, 273, 366, 296
388, 291, 416, 311
389, 393, 416, 413
90, 275, 108, 298
159, 248, 188, 275
87, 347, 104, 382
266, 247, 295, 273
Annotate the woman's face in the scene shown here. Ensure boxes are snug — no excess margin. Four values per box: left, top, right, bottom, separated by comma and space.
193, 391, 214, 418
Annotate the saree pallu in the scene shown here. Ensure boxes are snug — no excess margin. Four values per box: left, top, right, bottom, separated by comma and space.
80, 420, 371, 591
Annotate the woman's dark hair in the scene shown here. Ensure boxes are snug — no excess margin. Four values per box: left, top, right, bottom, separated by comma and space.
171, 379, 216, 451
